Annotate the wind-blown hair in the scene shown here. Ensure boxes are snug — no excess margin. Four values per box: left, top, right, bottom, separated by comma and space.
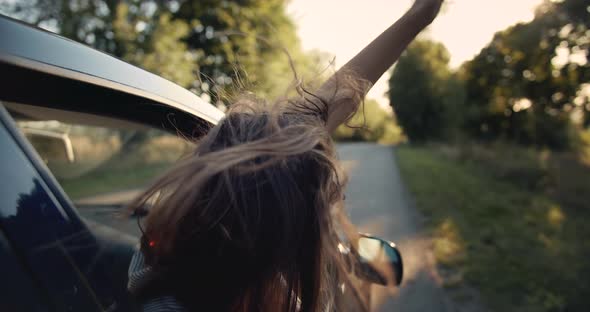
129, 73, 370, 312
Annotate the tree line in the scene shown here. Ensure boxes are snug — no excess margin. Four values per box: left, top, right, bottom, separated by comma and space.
1, 0, 330, 102
389, 0, 589, 150
6, 0, 586, 148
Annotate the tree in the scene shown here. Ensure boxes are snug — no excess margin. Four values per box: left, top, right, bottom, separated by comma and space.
387, 39, 463, 142
0, 0, 310, 100
1, 0, 325, 165
1, 1, 198, 87
461, 0, 590, 149
172, 0, 311, 100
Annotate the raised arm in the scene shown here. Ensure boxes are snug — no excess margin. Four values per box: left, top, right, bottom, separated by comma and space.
320, 0, 444, 132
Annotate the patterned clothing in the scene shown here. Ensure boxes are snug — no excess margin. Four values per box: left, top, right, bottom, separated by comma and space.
128, 250, 187, 312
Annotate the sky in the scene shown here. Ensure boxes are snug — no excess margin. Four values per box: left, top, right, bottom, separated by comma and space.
287, 0, 545, 107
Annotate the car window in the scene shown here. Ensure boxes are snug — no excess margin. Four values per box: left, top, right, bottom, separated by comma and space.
4, 101, 196, 237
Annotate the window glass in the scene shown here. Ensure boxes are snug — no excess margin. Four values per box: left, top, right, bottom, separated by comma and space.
5, 102, 195, 236
0, 111, 139, 311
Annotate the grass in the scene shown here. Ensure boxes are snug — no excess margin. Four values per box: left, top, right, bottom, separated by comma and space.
396, 143, 590, 312
59, 162, 172, 199
49, 135, 193, 200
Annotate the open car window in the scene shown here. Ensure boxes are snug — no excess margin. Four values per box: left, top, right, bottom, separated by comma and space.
4, 101, 195, 236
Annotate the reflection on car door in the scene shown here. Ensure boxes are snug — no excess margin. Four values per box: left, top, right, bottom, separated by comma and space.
0, 107, 137, 311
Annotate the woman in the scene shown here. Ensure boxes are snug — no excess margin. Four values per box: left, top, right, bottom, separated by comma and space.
128, 0, 444, 311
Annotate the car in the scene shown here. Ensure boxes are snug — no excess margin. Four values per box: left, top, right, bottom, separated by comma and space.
0, 13, 224, 312
0, 14, 401, 312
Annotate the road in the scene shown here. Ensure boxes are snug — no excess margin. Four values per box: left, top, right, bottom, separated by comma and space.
337, 142, 452, 312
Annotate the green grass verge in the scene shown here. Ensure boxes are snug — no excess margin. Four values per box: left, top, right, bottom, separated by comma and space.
59, 163, 171, 199
396, 144, 590, 312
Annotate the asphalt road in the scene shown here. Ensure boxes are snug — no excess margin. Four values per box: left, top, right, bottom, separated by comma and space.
337, 142, 453, 312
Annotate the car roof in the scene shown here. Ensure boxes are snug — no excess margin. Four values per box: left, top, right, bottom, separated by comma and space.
0, 15, 224, 126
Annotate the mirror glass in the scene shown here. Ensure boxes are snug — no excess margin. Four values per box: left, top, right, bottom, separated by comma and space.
358, 237, 385, 261
355, 235, 403, 286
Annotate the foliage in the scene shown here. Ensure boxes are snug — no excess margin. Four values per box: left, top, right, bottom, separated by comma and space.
461, 0, 590, 149
173, 0, 311, 99
387, 39, 465, 142
333, 99, 405, 144
0, 0, 312, 99
397, 143, 590, 311
115, 7, 197, 87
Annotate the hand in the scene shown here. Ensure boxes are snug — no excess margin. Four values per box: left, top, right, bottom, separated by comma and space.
410, 0, 444, 26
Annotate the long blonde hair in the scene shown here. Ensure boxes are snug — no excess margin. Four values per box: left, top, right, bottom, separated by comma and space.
129, 73, 369, 312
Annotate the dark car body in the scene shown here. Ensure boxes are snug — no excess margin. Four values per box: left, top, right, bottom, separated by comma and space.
0, 15, 223, 312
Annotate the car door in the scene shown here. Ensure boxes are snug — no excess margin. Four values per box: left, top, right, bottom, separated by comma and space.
0, 221, 52, 312
0, 105, 138, 311
0, 92, 211, 310
0, 15, 222, 310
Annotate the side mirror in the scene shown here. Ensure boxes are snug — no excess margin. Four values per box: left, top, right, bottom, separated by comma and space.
352, 234, 403, 286
21, 128, 75, 163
